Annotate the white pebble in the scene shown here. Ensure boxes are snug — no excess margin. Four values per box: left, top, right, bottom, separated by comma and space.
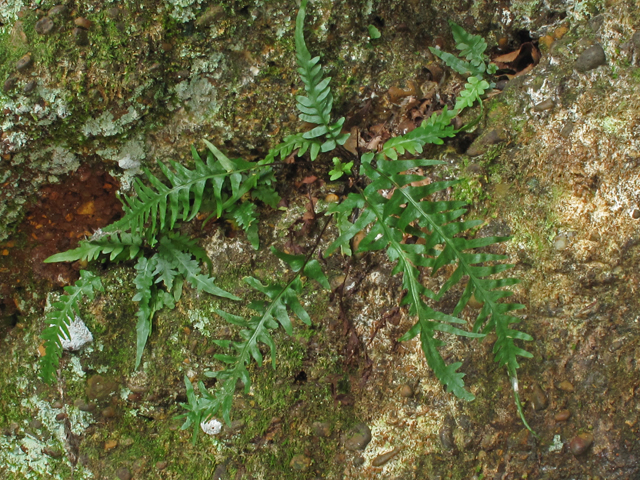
200, 418, 223, 436
59, 316, 93, 351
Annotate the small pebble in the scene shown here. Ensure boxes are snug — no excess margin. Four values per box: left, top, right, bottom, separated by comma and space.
439, 419, 455, 450
555, 409, 571, 422
212, 464, 227, 480
312, 421, 331, 438
400, 384, 413, 398
3, 77, 17, 92
156, 461, 168, 470
73, 398, 96, 412
560, 122, 573, 138
631, 209, 640, 219
106, 7, 120, 19
23, 80, 37, 93
43, 447, 63, 458
74, 17, 93, 29
344, 423, 372, 451
73, 27, 89, 46
48, 5, 68, 18
533, 99, 555, 112
557, 380, 574, 392
575, 44, 606, 72
104, 439, 118, 451
495, 79, 508, 90
569, 432, 593, 456
102, 406, 116, 418
372, 447, 402, 466
553, 235, 568, 251
115, 467, 131, 480
16, 53, 33, 72
35, 17, 54, 35
589, 15, 604, 33
289, 453, 311, 471
121, 437, 134, 447
29, 419, 43, 430
531, 384, 548, 411
467, 293, 484, 309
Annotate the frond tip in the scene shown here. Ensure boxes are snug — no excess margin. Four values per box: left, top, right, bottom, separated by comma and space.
40, 270, 103, 383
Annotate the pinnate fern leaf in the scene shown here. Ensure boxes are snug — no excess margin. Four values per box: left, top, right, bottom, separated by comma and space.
295, 0, 333, 128
293, 0, 349, 153
40, 270, 103, 383
44, 232, 143, 263
429, 22, 493, 76
381, 109, 458, 160
131, 234, 239, 369
133, 256, 159, 369
326, 155, 531, 401
177, 247, 329, 439
449, 21, 488, 68
109, 141, 273, 247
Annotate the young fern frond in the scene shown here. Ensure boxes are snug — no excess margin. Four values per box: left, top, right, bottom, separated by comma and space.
454, 76, 492, 112
178, 246, 329, 441
430, 21, 496, 76
449, 21, 489, 69
106, 141, 278, 249
262, 132, 321, 164
294, 0, 349, 150
380, 108, 458, 160
40, 270, 104, 383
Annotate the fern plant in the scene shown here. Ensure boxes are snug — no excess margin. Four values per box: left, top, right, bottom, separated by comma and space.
39, 0, 535, 441
326, 153, 532, 427
180, 8, 532, 435
40, 142, 278, 379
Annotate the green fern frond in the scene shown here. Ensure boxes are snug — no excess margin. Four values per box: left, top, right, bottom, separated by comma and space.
430, 48, 479, 76
157, 235, 239, 301
326, 155, 531, 403
326, 159, 484, 399
177, 247, 329, 440
429, 22, 495, 77
40, 270, 104, 383
454, 76, 492, 112
449, 21, 488, 68
261, 133, 321, 164
381, 110, 458, 160
228, 202, 259, 249
295, 0, 333, 128
292, 0, 349, 156
109, 141, 270, 246
133, 255, 160, 369
132, 234, 239, 369
44, 232, 143, 263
